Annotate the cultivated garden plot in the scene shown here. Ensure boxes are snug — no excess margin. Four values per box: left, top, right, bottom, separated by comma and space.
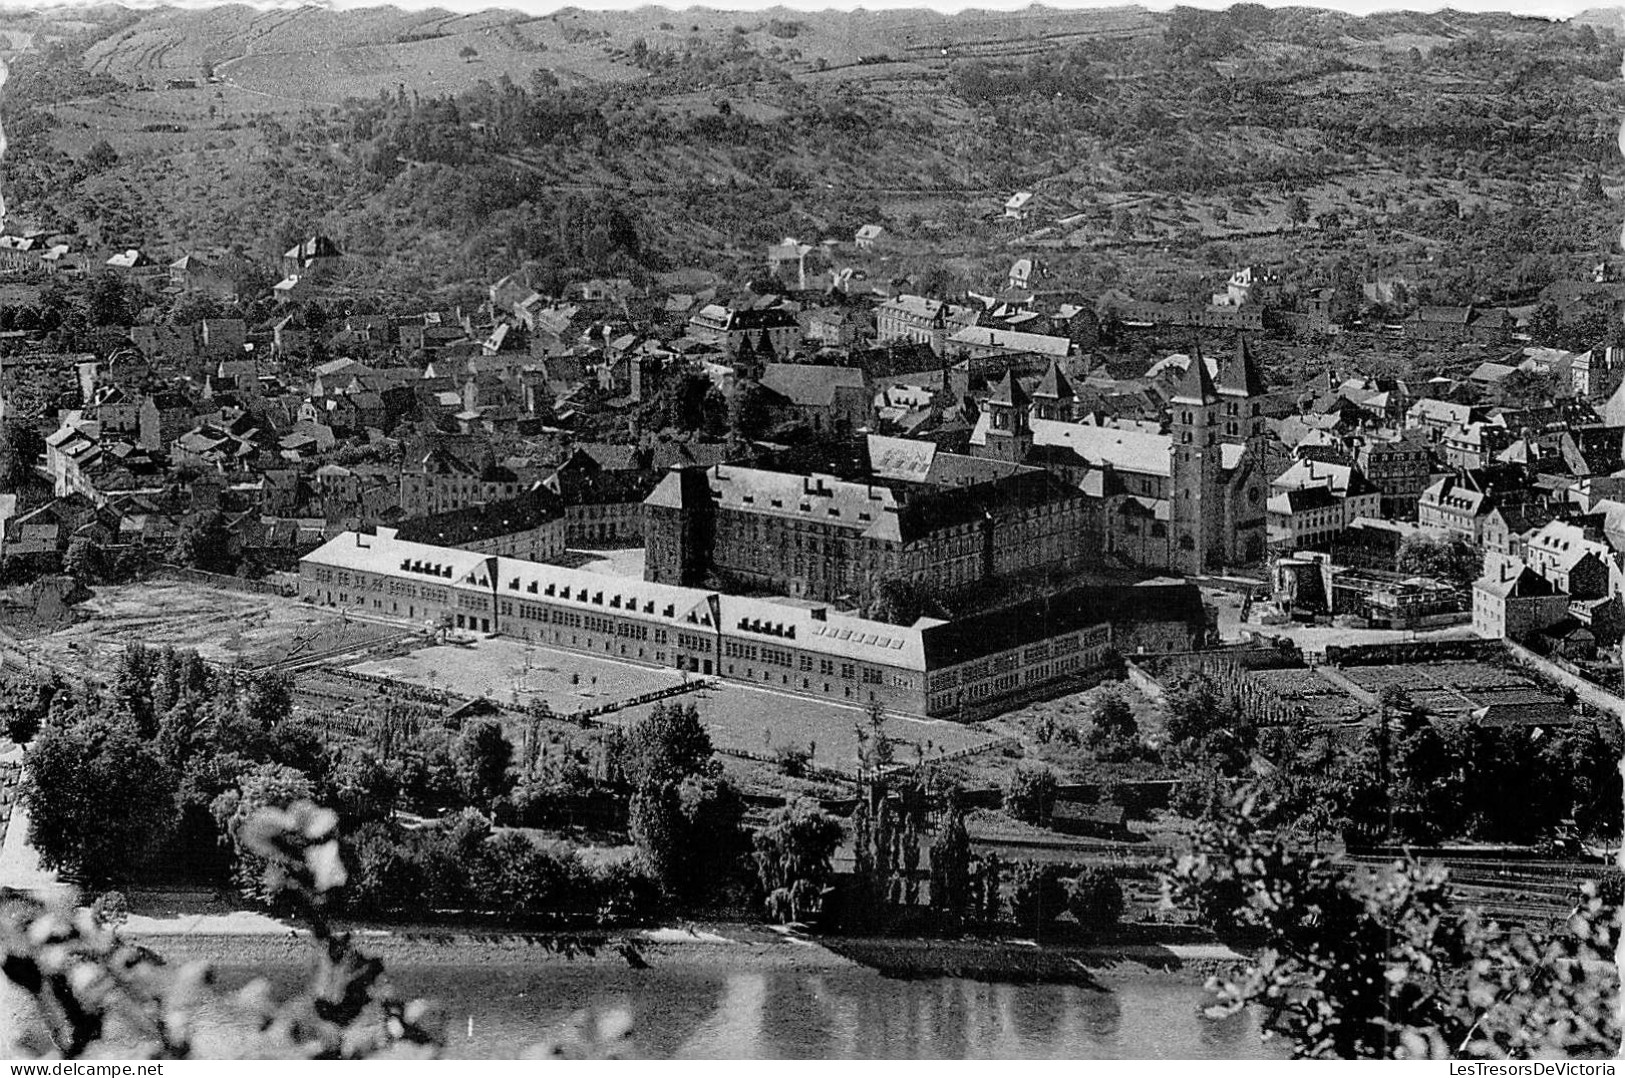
0, 580, 399, 680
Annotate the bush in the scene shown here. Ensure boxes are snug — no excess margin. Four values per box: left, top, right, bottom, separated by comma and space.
1003, 763, 1058, 825
773, 742, 811, 778
90, 890, 129, 931
592, 860, 663, 925
472, 832, 592, 919
753, 798, 843, 923
344, 823, 427, 916
1087, 688, 1142, 760
454, 719, 514, 808
1172, 766, 1228, 819
1066, 867, 1125, 931
1006, 860, 1069, 934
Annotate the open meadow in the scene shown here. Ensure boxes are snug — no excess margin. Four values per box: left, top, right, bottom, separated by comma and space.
345, 637, 688, 715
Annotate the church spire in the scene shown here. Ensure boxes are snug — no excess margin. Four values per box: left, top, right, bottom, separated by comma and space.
1032, 357, 1073, 403
988, 368, 1029, 409
1171, 341, 1218, 405
1217, 335, 1267, 398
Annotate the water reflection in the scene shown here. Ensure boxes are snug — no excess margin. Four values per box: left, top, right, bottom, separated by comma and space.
169, 960, 1283, 1060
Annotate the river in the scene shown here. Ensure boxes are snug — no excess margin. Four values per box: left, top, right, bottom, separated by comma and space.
194, 959, 1286, 1059
0, 935, 1287, 1059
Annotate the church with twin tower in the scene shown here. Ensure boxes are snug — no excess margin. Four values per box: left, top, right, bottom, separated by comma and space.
972, 338, 1269, 577
1168, 337, 1269, 575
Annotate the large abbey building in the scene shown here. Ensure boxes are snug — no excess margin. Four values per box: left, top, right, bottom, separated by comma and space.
641, 459, 1091, 602
297, 527, 1207, 718
969, 340, 1270, 575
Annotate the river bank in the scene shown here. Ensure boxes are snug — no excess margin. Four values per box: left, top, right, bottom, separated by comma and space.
125, 920, 1248, 987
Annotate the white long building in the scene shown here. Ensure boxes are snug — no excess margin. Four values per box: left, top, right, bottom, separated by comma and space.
296, 528, 1201, 717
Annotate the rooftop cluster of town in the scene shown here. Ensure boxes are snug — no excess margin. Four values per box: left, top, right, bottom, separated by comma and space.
6, 226, 1625, 715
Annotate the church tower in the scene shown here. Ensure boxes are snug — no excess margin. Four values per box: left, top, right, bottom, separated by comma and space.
1169, 343, 1223, 576
1031, 358, 1076, 422
1214, 336, 1267, 444
982, 369, 1032, 464
1214, 336, 1269, 564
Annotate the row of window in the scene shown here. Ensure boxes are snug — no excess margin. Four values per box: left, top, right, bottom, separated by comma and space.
316, 572, 1094, 706
926, 629, 1110, 692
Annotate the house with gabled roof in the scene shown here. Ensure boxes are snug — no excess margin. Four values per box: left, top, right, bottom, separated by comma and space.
1474, 556, 1571, 642
1526, 519, 1616, 600
758, 363, 869, 435
105, 249, 160, 277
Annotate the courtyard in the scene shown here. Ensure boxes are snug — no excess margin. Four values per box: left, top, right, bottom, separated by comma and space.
345, 637, 689, 715
345, 634, 1003, 775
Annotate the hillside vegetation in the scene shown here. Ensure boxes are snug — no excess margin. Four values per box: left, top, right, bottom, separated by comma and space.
0, 4, 1617, 308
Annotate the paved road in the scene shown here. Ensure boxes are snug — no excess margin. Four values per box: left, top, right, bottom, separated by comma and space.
0, 786, 75, 905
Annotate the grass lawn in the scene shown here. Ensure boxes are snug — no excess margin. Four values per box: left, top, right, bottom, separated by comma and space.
570, 547, 647, 579
596, 679, 1003, 777
345, 638, 689, 714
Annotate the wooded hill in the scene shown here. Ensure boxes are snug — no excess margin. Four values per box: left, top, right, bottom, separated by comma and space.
0, 4, 1619, 310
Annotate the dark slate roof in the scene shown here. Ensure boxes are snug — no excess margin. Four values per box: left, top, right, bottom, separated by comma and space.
987, 369, 1029, 409
921, 452, 1028, 487
394, 490, 563, 547
649, 440, 732, 471
1031, 358, 1074, 402
1171, 344, 1219, 405
1413, 306, 1473, 324
919, 581, 1204, 667
1216, 336, 1267, 397
891, 468, 1080, 543
1277, 485, 1340, 513
760, 363, 866, 408
575, 442, 642, 472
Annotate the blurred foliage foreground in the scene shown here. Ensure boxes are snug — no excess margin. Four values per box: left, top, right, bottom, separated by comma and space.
1163, 790, 1622, 1060
0, 802, 640, 1059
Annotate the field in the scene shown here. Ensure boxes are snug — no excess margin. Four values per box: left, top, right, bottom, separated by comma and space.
344, 633, 1003, 776
1336, 661, 1569, 720
1248, 668, 1366, 725
0, 580, 407, 683
345, 638, 688, 715
598, 676, 1003, 777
